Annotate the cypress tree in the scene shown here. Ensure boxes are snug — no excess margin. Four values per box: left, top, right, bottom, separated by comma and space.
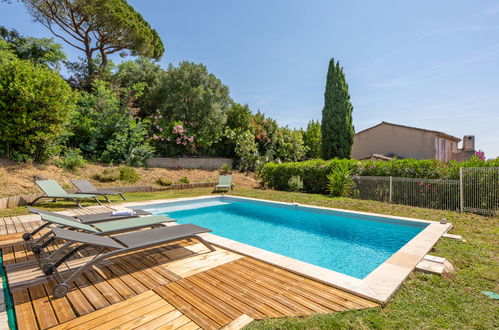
321, 58, 355, 159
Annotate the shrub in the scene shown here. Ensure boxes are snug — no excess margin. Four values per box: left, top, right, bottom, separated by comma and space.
219, 163, 232, 174
260, 157, 499, 194
274, 127, 308, 162
57, 148, 86, 171
64, 80, 152, 165
326, 162, 355, 197
0, 47, 75, 162
93, 168, 120, 182
150, 119, 195, 157
156, 177, 172, 186
100, 120, 154, 166
287, 176, 304, 192
235, 130, 258, 171
119, 166, 140, 183
178, 176, 190, 184
302, 120, 321, 159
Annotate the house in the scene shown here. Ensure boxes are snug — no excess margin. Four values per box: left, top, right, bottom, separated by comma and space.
351, 121, 476, 162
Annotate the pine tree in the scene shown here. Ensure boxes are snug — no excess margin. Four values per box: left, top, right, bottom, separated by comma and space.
321, 58, 354, 159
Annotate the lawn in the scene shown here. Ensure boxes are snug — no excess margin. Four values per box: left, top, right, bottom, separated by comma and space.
1, 187, 497, 329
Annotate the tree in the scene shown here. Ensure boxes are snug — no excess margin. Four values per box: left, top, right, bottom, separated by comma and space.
274, 127, 307, 162
251, 111, 279, 155
64, 80, 149, 163
21, 0, 164, 80
114, 57, 166, 117
303, 120, 321, 159
152, 61, 232, 154
0, 42, 76, 162
214, 103, 253, 157
0, 26, 66, 69
321, 58, 354, 159
226, 103, 253, 131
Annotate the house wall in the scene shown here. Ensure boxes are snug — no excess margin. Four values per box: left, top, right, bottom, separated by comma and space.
351, 124, 437, 160
435, 138, 458, 162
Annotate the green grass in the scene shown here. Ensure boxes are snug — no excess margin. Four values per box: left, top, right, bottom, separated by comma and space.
1, 187, 497, 328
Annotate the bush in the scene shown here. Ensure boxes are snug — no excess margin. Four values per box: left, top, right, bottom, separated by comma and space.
260, 157, 499, 194
326, 162, 355, 197
287, 176, 304, 192
119, 166, 140, 183
100, 120, 154, 166
94, 168, 120, 182
274, 127, 307, 162
156, 177, 172, 186
219, 163, 232, 174
178, 176, 190, 184
56, 148, 86, 171
0, 46, 75, 162
64, 80, 152, 165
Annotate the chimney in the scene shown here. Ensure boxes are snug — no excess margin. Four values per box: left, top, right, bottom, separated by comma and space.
462, 135, 475, 151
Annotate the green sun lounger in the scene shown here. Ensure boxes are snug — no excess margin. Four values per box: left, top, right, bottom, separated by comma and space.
29, 180, 102, 208
213, 175, 233, 192
71, 179, 126, 203
24, 207, 151, 241
43, 224, 213, 298
28, 210, 176, 254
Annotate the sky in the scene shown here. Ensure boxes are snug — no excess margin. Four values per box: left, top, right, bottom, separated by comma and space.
1, 1, 498, 157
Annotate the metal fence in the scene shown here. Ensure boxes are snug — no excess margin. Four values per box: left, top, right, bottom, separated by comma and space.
461, 167, 499, 215
354, 167, 499, 216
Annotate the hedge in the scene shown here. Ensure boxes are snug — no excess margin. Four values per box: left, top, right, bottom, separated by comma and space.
260, 157, 499, 194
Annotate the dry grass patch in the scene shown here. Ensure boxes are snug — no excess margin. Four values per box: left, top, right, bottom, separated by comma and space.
0, 158, 257, 197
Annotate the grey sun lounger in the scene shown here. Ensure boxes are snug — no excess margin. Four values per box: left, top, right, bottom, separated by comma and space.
71, 179, 126, 203
213, 175, 233, 192
42, 224, 213, 298
26, 209, 176, 254
24, 207, 151, 240
30, 180, 103, 208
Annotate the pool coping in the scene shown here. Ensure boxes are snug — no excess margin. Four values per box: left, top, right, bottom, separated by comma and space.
118, 195, 452, 304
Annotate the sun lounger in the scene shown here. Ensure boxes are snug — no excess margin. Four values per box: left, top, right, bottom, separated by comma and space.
25, 208, 176, 254
213, 175, 233, 192
71, 179, 126, 203
30, 180, 102, 208
24, 207, 151, 240
43, 224, 213, 297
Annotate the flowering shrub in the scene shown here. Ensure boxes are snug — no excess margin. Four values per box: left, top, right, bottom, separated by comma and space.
150, 111, 195, 156
475, 150, 486, 160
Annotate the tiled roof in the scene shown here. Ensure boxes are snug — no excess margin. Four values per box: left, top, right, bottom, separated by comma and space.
355, 121, 462, 142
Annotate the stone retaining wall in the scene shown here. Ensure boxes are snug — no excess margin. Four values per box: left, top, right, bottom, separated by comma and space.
146, 157, 233, 170
0, 182, 215, 210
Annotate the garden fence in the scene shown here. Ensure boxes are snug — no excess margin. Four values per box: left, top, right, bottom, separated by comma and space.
354, 167, 498, 216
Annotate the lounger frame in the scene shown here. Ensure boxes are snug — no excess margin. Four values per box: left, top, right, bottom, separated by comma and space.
42, 226, 214, 298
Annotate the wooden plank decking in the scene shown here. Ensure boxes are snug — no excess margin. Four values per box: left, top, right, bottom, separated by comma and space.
0, 206, 378, 329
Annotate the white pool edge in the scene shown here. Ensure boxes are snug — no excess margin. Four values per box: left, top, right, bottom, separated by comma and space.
118, 194, 452, 304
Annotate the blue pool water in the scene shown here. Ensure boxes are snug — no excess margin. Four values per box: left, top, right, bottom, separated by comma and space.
147, 199, 427, 279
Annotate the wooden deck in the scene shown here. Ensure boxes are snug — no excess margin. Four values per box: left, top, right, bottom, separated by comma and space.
0, 206, 378, 329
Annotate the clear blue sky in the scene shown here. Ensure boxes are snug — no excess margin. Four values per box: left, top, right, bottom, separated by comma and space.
2, 1, 498, 157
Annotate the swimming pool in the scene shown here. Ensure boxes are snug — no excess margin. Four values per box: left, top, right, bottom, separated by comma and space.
135, 197, 428, 279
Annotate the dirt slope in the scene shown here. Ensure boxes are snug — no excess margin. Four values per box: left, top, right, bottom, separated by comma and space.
0, 158, 258, 197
